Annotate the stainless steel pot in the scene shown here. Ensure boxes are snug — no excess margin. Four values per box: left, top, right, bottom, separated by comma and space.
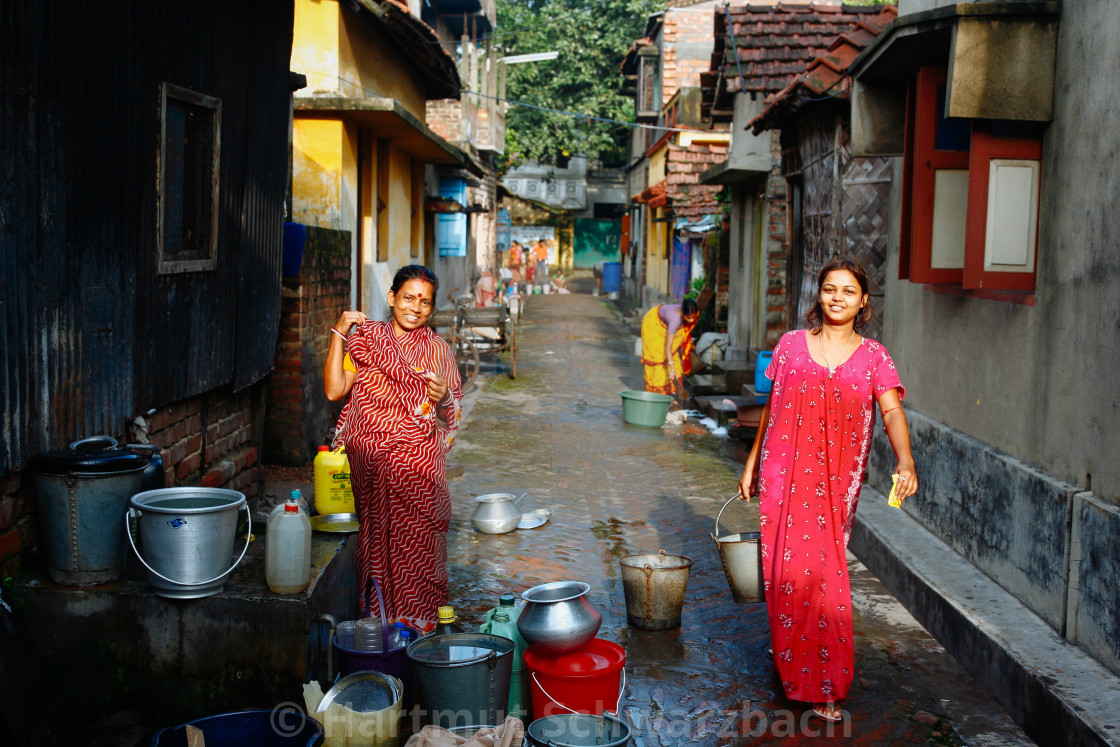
471, 493, 523, 534
517, 581, 602, 655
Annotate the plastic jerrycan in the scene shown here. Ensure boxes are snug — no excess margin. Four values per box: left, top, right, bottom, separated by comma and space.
266, 499, 312, 593
313, 445, 355, 515
481, 594, 530, 720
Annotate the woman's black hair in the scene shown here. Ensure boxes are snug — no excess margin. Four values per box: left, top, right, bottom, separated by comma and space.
390, 265, 439, 298
805, 257, 873, 332
681, 298, 699, 317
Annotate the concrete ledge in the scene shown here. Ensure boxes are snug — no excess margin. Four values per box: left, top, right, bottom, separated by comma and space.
851, 490, 1120, 747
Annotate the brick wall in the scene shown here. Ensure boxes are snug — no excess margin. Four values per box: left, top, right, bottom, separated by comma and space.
662, 8, 717, 104
0, 385, 264, 579
264, 225, 352, 465
426, 99, 462, 144
764, 130, 789, 348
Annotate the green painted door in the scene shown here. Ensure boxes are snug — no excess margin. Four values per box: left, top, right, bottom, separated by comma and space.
573, 218, 621, 268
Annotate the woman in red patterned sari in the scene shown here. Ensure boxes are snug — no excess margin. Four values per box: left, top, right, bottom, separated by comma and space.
324, 266, 462, 628
737, 258, 917, 723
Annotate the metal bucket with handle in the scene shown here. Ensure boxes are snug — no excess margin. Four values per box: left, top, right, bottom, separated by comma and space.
711, 493, 764, 603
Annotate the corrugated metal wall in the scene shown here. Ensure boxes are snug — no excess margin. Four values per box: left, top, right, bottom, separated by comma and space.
0, 1, 293, 471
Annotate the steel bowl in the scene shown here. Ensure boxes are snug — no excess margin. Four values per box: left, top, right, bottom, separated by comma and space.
517, 581, 602, 655
471, 514, 522, 534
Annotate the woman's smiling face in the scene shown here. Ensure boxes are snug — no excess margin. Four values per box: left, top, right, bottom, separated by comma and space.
387, 278, 435, 335
818, 269, 867, 325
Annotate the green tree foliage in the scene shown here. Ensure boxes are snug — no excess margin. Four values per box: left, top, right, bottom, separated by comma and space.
496, 0, 653, 170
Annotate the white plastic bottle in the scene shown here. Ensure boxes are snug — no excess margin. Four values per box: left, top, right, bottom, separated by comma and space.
266, 499, 312, 593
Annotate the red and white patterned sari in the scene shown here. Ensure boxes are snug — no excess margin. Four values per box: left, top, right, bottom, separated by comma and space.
335, 321, 462, 623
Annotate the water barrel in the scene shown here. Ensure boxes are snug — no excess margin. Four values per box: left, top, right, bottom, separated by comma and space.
29, 447, 148, 585
601, 262, 622, 294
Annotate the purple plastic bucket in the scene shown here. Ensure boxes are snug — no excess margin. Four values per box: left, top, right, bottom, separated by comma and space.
332, 578, 420, 710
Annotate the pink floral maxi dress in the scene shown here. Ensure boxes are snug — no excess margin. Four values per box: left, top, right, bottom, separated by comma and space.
759, 330, 904, 702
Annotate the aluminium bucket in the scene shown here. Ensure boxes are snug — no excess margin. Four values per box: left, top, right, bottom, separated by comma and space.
527, 713, 630, 747
128, 487, 250, 599
618, 549, 693, 630
407, 632, 514, 728
711, 494, 763, 604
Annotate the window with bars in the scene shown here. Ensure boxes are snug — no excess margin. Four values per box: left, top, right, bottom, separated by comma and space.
158, 83, 220, 274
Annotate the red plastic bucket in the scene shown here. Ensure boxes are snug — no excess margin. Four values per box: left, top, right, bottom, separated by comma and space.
523, 638, 625, 720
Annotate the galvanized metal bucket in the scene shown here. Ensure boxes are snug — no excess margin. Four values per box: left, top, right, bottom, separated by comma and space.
406, 632, 514, 728
127, 487, 250, 599
711, 494, 764, 604
618, 549, 693, 630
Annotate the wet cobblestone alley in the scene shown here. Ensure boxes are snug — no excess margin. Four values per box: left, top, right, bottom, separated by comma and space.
442, 292, 1034, 747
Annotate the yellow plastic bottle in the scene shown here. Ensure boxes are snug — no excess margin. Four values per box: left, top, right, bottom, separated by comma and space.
313, 445, 355, 515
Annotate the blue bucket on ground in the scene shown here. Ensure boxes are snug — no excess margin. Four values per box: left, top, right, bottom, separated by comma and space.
754, 351, 773, 394
150, 709, 323, 746
602, 262, 622, 294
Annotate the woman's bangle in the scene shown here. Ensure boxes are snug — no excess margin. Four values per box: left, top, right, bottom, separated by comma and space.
330, 328, 348, 343
881, 405, 901, 419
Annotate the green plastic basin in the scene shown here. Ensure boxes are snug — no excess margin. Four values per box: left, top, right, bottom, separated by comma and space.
619, 390, 674, 427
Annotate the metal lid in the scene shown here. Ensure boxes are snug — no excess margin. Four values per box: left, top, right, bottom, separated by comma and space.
30, 448, 149, 475
317, 671, 399, 714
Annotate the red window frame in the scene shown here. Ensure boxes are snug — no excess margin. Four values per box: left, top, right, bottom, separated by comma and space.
963, 121, 1042, 291
907, 67, 968, 284
901, 67, 1043, 295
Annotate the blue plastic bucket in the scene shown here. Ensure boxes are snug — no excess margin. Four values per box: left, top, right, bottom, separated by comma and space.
150, 709, 323, 746
602, 262, 622, 294
754, 351, 773, 394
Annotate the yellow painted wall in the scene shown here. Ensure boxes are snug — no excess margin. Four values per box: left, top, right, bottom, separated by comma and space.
292, 0, 428, 117
647, 208, 668, 294
649, 146, 667, 187
291, 0, 435, 318
292, 0, 341, 94
339, 7, 427, 118
292, 118, 346, 229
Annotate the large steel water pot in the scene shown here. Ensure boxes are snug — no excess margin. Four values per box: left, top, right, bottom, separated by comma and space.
30, 446, 149, 585
471, 493, 523, 534
517, 581, 602, 656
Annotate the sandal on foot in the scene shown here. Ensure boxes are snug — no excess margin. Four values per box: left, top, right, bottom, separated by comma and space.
812, 703, 842, 722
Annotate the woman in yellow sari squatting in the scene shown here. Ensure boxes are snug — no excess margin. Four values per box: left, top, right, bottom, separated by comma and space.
640, 298, 699, 395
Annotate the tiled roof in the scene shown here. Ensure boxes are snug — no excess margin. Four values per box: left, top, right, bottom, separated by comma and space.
631, 140, 727, 218
749, 5, 896, 133
701, 3, 889, 120
668, 141, 727, 219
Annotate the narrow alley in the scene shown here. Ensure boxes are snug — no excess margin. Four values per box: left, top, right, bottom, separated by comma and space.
434, 289, 1033, 746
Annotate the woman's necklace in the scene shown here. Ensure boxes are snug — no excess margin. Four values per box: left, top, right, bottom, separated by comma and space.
818, 327, 856, 379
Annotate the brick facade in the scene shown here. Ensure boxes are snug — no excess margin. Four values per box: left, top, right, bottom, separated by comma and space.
765, 130, 789, 348
264, 225, 352, 465
426, 98, 461, 144
661, 7, 717, 106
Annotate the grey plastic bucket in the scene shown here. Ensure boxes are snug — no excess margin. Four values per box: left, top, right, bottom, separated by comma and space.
619, 549, 693, 630
127, 487, 250, 599
527, 713, 631, 747
406, 632, 514, 728
711, 495, 763, 604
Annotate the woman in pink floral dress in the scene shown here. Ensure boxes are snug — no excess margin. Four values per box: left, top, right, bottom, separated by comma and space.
737, 258, 918, 723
